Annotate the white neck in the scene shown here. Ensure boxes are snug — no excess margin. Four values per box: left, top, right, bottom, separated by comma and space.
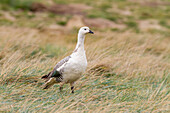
74, 33, 85, 52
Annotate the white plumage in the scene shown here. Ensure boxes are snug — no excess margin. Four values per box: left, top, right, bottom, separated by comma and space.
41, 26, 94, 93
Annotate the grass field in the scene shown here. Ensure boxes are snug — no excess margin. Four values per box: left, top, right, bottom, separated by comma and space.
0, 0, 170, 112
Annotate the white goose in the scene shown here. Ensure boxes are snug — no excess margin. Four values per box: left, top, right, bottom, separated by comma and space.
41, 26, 94, 93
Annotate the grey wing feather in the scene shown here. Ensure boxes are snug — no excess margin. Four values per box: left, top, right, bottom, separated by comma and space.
53, 55, 71, 70
41, 55, 71, 80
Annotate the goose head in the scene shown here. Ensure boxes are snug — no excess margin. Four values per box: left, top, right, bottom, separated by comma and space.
78, 26, 94, 35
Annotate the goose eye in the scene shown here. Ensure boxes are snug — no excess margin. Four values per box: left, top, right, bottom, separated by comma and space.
84, 28, 86, 30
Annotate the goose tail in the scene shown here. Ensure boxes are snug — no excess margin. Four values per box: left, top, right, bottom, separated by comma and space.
43, 77, 56, 89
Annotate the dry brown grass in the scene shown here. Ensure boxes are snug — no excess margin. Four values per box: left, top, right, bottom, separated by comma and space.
0, 25, 169, 112
0, 0, 170, 112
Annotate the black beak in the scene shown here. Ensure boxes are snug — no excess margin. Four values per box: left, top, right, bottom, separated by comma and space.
89, 30, 94, 34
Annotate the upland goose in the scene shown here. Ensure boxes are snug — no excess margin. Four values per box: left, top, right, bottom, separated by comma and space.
41, 26, 94, 93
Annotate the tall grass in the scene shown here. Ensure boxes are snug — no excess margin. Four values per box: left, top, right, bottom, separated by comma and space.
0, 0, 170, 112
0, 26, 169, 112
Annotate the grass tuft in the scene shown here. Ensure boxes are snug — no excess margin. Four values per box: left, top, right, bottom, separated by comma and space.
0, 0, 170, 112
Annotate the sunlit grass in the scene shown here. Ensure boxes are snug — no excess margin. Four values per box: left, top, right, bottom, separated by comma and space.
0, 0, 170, 112
0, 25, 169, 112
